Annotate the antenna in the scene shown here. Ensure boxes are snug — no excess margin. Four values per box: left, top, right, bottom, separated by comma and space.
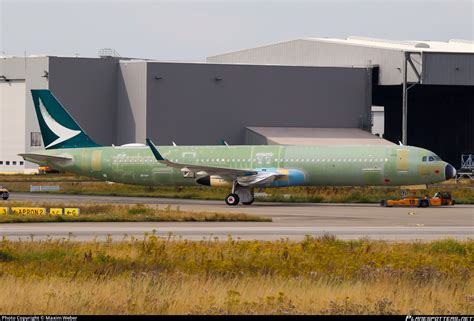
172, 141, 177, 146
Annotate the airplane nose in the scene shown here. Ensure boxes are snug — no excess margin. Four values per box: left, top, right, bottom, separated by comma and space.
445, 164, 456, 180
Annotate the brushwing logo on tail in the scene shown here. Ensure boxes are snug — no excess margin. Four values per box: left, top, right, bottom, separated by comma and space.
38, 97, 81, 148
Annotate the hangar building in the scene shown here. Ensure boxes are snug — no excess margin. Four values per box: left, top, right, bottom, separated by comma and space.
208, 37, 474, 166
1, 55, 373, 173
1, 37, 472, 173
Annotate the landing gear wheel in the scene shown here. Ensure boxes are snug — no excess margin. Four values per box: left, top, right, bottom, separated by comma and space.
242, 197, 255, 205
225, 193, 240, 206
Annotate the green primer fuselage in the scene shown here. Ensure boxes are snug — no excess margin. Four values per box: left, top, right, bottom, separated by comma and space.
36, 144, 448, 187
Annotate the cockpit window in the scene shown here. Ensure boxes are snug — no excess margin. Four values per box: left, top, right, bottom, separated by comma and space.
423, 155, 441, 162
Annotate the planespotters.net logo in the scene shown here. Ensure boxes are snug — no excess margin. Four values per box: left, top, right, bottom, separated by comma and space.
406, 316, 474, 321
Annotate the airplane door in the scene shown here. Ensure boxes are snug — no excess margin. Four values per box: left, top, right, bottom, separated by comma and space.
182, 152, 196, 178
396, 149, 409, 172
183, 152, 196, 164
91, 150, 102, 172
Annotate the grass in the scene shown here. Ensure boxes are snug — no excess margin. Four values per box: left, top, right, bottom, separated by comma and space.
2, 174, 473, 204
0, 236, 472, 314
0, 201, 271, 223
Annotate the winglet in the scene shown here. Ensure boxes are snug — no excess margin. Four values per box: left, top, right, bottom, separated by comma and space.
146, 138, 165, 161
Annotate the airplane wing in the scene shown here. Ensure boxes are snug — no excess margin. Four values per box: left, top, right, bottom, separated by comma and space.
237, 171, 286, 186
146, 139, 258, 178
19, 153, 73, 165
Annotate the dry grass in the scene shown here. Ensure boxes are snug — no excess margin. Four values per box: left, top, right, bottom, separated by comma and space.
0, 237, 472, 314
0, 201, 271, 223
0, 275, 470, 315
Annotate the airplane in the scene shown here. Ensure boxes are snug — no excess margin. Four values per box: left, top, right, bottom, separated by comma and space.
20, 89, 457, 206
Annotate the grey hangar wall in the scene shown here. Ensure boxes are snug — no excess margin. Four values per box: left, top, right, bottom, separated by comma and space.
143, 62, 372, 146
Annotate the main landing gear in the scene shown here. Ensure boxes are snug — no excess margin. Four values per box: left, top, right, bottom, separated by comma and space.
225, 181, 254, 206
225, 193, 240, 206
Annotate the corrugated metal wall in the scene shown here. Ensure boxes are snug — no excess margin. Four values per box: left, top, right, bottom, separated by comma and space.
145, 62, 372, 146
117, 61, 148, 145
207, 39, 421, 85
0, 57, 48, 172
49, 57, 119, 146
423, 53, 474, 85
0, 81, 26, 173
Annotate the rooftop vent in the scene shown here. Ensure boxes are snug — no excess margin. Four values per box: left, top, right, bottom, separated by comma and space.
99, 48, 121, 58
414, 42, 430, 48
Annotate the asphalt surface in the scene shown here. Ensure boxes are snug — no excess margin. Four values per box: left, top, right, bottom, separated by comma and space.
1, 192, 473, 241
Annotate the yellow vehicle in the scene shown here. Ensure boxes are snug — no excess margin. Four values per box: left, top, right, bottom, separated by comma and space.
0, 185, 9, 200
381, 191, 455, 208
38, 165, 59, 174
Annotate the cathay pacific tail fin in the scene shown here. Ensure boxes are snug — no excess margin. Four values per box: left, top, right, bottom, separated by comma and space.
31, 90, 101, 149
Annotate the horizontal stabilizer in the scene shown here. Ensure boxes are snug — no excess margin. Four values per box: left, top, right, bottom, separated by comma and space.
19, 153, 73, 165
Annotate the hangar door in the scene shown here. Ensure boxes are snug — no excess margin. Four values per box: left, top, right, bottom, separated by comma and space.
0, 81, 26, 173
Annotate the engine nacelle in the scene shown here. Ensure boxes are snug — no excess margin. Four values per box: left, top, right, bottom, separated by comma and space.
196, 175, 232, 187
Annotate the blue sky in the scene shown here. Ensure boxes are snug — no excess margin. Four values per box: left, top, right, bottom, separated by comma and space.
1, 0, 472, 60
